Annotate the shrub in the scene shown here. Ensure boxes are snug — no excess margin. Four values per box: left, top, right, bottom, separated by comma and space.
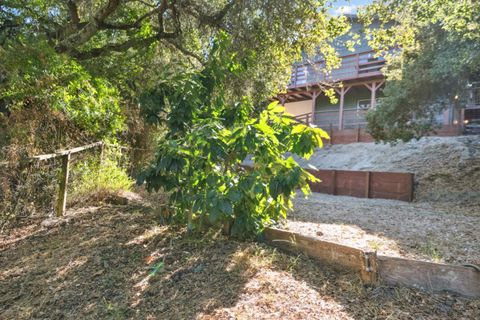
139, 34, 327, 238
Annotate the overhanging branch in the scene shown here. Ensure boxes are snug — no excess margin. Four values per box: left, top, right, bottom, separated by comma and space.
72, 31, 177, 60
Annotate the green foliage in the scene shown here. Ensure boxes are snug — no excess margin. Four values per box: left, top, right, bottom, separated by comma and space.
360, 0, 480, 142
0, 42, 125, 139
139, 36, 328, 237
70, 148, 133, 201
1, 0, 349, 102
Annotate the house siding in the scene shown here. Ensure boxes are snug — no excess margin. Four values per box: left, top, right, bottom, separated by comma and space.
284, 100, 313, 117
314, 86, 380, 129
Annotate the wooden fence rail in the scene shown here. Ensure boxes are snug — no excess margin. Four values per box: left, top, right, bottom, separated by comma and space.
31, 141, 104, 217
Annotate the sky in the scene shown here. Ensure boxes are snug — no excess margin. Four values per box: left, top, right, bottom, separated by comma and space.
329, 0, 373, 15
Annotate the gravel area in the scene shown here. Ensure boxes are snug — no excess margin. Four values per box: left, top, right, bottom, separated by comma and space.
287, 193, 480, 265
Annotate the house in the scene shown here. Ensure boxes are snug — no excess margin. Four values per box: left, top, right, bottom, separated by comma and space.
280, 15, 469, 142
466, 82, 480, 134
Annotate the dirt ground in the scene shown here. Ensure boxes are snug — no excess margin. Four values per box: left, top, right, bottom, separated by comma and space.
292, 135, 480, 204
287, 193, 480, 265
1, 201, 479, 319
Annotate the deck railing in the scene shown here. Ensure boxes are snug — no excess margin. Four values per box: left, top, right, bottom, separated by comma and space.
292, 108, 369, 129
289, 50, 385, 88
312, 108, 369, 129
467, 85, 480, 107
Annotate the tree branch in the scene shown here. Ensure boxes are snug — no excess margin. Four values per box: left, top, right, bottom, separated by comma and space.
164, 38, 205, 65
66, 0, 80, 26
56, 0, 121, 53
197, 0, 236, 27
100, 0, 167, 30
72, 30, 177, 60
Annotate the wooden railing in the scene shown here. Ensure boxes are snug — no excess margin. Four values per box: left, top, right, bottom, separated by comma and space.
293, 108, 368, 129
292, 112, 313, 124
289, 50, 385, 88
31, 142, 104, 217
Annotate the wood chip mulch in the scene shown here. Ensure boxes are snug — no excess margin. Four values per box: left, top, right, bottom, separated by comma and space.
1, 203, 479, 319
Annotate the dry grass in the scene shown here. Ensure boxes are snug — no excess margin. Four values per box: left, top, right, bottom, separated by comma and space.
1, 201, 479, 319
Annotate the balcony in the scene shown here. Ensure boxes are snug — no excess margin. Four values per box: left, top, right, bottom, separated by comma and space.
288, 50, 385, 88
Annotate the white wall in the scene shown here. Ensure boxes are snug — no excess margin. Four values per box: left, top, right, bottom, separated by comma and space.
284, 100, 313, 117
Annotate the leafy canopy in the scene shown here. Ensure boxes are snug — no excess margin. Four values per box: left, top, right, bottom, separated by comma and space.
0, 42, 125, 139
1, 0, 349, 151
139, 34, 329, 237
360, 0, 480, 141
1, 0, 350, 102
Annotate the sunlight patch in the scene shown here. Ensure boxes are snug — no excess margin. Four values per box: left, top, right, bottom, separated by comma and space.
126, 226, 168, 245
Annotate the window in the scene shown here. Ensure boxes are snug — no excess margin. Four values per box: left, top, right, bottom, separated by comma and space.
357, 99, 371, 110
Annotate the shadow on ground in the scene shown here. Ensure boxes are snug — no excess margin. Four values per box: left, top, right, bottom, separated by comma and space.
1, 203, 479, 319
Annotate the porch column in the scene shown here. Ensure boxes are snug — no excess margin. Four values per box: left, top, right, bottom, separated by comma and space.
364, 80, 384, 109
311, 91, 319, 124
335, 86, 351, 130
443, 106, 451, 125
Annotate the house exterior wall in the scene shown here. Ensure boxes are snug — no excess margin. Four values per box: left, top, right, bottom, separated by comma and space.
284, 100, 313, 117
315, 86, 373, 110
313, 86, 379, 129
284, 15, 463, 135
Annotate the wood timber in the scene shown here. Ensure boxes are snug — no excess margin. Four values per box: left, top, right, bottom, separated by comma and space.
56, 154, 71, 217
377, 256, 480, 298
264, 227, 480, 298
31, 141, 103, 162
263, 227, 378, 284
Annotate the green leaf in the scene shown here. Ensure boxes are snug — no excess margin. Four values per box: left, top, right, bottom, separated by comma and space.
291, 124, 307, 134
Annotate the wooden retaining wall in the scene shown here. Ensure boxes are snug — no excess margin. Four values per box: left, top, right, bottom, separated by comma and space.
306, 169, 414, 202
264, 227, 480, 298
263, 228, 377, 284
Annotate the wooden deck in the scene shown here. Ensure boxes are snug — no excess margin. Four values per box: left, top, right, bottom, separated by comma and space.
288, 50, 385, 89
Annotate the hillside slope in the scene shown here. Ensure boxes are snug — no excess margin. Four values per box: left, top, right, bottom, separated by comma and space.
294, 136, 480, 204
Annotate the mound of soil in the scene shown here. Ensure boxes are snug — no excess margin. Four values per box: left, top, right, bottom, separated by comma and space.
294, 136, 480, 204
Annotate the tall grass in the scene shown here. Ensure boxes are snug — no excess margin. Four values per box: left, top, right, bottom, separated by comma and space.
69, 147, 133, 203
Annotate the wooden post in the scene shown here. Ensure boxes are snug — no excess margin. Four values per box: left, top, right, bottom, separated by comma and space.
331, 170, 337, 195
356, 126, 361, 142
338, 88, 345, 130
460, 108, 465, 131
56, 153, 71, 217
365, 171, 371, 198
360, 251, 378, 284
364, 81, 384, 110
371, 82, 377, 109
408, 173, 415, 202
311, 91, 319, 124
336, 86, 351, 130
